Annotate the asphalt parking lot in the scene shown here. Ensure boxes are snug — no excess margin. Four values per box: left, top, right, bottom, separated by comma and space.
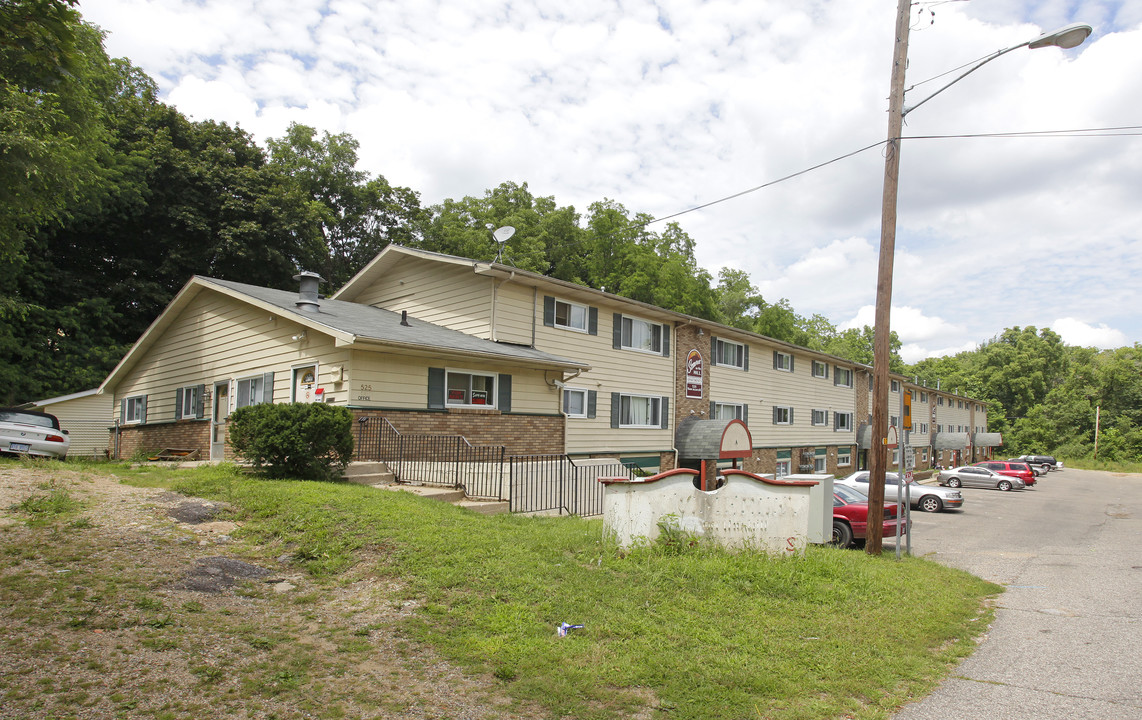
890, 468, 1142, 720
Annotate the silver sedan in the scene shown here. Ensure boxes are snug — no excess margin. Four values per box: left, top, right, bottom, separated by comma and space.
836, 471, 965, 513
938, 465, 1025, 491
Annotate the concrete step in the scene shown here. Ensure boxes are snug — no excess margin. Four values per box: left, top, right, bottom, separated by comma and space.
456, 500, 510, 516
344, 462, 396, 485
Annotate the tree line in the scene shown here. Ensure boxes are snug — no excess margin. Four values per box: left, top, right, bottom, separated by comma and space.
3, 1, 1136, 461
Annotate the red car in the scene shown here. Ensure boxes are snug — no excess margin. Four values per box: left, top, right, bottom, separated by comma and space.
975, 461, 1036, 487
830, 484, 907, 548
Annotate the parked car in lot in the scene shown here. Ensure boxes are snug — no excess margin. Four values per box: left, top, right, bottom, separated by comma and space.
830, 483, 907, 548
0, 409, 70, 459
1013, 455, 1062, 474
938, 466, 1025, 491
975, 461, 1036, 487
836, 471, 964, 513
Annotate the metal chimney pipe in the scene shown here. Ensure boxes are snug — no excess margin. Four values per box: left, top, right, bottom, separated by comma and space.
293, 271, 323, 313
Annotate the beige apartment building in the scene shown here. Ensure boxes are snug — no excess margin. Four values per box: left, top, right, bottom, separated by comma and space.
99, 245, 996, 474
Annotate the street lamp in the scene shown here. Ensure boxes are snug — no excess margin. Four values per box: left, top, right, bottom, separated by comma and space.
864, 8, 1092, 555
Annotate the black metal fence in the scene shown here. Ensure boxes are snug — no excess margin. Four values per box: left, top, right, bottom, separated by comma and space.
509, 454, 635, 517
355, 417, 635, 515
355, 417, 506, 500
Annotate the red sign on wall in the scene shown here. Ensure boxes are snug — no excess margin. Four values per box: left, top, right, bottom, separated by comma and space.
686, 349, 704, 399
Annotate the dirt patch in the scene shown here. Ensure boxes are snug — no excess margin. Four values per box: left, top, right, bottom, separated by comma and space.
0, 464, 546, 719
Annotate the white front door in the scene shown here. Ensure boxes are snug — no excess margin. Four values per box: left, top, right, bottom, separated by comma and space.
211, 381, 229, 461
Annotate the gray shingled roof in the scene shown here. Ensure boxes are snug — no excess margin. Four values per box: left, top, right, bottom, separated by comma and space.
200, 276, 587, 370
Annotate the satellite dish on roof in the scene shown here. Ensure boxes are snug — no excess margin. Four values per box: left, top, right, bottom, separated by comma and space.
493, 226, 515, 244
492, 226, 515, 263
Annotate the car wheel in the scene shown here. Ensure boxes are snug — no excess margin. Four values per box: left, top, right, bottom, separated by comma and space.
918, 495, 943, 513
998, 480, 1013, 491
1041, 464, 1052, 474
829, 520, 853, 549
946, 477, 961, 488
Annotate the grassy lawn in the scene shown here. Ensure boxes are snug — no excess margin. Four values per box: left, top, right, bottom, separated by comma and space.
3, 460, 1000, 719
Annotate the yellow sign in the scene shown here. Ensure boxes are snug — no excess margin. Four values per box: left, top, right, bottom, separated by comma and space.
903, 390, 913, 431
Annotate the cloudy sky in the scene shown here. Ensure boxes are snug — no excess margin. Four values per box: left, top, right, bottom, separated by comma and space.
82, 0, 1141, 362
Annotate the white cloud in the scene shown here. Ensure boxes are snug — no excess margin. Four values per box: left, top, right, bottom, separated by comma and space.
82, 0, 1142, 358
1052, 318, 1129, 348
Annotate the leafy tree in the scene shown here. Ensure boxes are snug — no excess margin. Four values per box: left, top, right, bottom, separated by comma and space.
0, 0, 113, 264
714, 268, 763, 330
266, 123, 425, 287
824, 325, 904, 372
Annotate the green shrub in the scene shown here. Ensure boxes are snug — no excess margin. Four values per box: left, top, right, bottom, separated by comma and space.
228, 402, 354, 480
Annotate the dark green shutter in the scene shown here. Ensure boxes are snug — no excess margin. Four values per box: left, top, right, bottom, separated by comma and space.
195, 384, 205, 418
139, 395, 147, 423
661, 324, 670, 357
543, 296, 555, 327
498, 374, 512, 412
742, 404, 749, 426
773, 350, 779, 369
743, 345, 749, 371
610, 393, 620, 428
588, 307, 598, 336
587, 390, 596, 419
428, 368, 445, 409
709, 400, 716, 417
175, 388, 184, 420
612, 314, 623, 349
660, 397, 669, 428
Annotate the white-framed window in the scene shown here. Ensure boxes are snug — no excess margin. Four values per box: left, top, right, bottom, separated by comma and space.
811, 409, 828, 426
812, 360, 828, 379
620, 316, 663, 354
834, 367, 853, 388
938, 396, 944, 406
958, 400, 964, 409
919, 422, 929, 434
892, 448, 900, 465
814, 448, 827, 473
554, 299, 588, 332
890, 415, 899, 427
773, 351, 793, 372
175, 385, 204, 419
712, 402, 744, 421
920, 391, 928, 403
446, 371, 496, 408
937, 424, 943, 433
891, 379, 900, 392
837, 448, 852, 467
772, 406, 793, 425
776, 450, 792, 478
834, 412, 854, 432
922, 448, 929, 462
563, 388, 588, 418
712, 338, 746, 369
236, 373, 273, 408
618, 394, 661, 428
123, 395, 146, 424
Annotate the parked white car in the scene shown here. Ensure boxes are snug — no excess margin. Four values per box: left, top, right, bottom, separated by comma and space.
837, 471, 964, 513
0, 409, 70, 459
938, 466, 1025, 492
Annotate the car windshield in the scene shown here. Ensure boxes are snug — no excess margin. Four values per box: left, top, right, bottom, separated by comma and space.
0, 411, 56, 429
834, 484, 867, 503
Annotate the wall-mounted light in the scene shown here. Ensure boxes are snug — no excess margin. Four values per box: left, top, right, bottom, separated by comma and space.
291, 330, 307, 341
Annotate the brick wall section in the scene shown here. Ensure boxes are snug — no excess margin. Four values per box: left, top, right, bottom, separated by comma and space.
111, 420, 211, 460
355, 409, 564, 456
673, 324, 711, 426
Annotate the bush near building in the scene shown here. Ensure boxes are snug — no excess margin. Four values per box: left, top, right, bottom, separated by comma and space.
228, 402, 353, 480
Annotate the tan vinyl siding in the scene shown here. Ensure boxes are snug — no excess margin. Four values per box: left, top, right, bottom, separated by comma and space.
348, 350, 559, 415
536, 305, 673, 454
32, 393, 113, 457
713, 347, 859, 447
349, 257, 494, 339
112, 292, 351, 421
492, 282, 536, 346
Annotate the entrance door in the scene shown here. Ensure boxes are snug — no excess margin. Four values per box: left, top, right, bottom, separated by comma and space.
293, 365, 318, 403
211, 381, 229, 461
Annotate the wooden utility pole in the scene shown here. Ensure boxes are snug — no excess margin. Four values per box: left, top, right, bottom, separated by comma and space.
867, 0, 913, 555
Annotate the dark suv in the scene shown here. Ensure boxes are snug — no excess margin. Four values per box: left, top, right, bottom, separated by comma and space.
1012, 455, 1060, 474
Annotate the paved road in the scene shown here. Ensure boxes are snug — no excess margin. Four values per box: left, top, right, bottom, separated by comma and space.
889, 468, 1142, 720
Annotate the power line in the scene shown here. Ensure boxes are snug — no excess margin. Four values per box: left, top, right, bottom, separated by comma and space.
644, 125, 1140, 226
